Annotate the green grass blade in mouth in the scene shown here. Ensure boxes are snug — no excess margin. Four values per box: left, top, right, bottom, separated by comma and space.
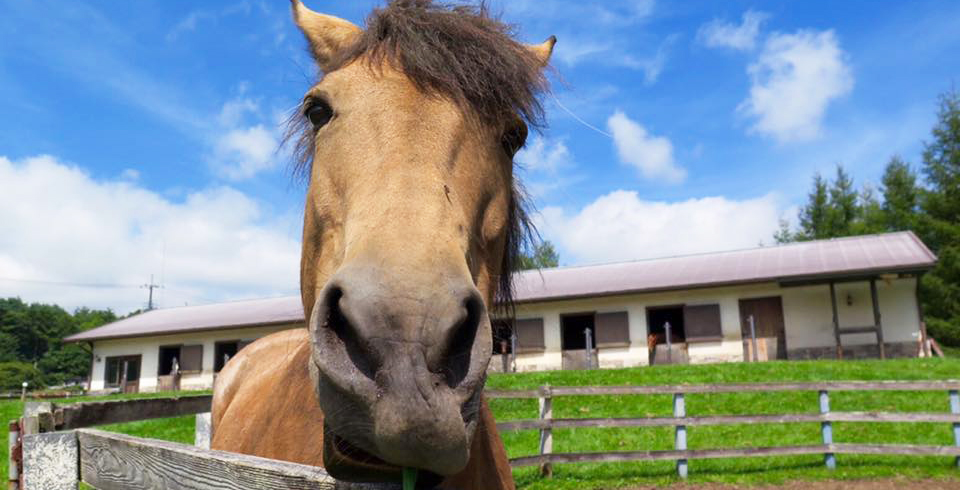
402, 467, 418, 490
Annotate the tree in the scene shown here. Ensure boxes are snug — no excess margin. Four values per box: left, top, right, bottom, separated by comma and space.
797, 173, 830, 240
853, 183, 886, 236
772, 218, 795, 244
825, 165, 858, 237
518, 241, 559, 270
0, 361, 45, 391
0, 297, 116, 384
880, 155, 919, 232
918, 89, 960, 346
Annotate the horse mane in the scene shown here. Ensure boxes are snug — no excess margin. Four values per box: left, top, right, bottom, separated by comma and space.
287, 0, 548, 313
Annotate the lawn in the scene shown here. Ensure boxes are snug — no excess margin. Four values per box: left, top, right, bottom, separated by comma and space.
3, 357, 960, 488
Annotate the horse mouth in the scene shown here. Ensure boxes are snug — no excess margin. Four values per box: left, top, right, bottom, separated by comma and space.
323, 428, 444, 486
321, 390, 482, 485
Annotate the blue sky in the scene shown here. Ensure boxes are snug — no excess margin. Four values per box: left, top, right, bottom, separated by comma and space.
1, 0, 958, 313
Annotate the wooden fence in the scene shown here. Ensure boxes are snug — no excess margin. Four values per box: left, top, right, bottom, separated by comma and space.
485, 381, 960, 477
8, 382, 960, 488
7, 396, 384, 490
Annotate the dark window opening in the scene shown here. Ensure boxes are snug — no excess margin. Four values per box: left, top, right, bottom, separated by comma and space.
158, 345, 181, 376
561, 313, 596, 350
105, 356, 140, 387
647, 306, 686, 344
214, 341, 239, 373
491, 320, 513, 354
105, 358, 120, 386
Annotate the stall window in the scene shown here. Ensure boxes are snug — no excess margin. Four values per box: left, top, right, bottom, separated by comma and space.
515, 318, 545, 352
596, 311, 630, 347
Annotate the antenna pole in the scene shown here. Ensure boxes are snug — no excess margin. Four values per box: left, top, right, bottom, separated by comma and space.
142, 274, 162, 310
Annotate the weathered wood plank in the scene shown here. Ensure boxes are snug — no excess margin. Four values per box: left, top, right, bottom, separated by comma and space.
22, 431, 78, 490
485, 381, 960, 398
496, 412, 960, 431
78, 428, 340, 490
59, 395, 212, 429
509, 445, 831, 467
508, 443, 960, 467
832, 443, 960, 456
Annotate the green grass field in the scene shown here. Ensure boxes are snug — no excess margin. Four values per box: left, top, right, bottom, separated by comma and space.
4, 358, 960, 488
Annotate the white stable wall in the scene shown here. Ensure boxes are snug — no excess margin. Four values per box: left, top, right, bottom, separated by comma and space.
89, 323, 302, 392
509, 276, 921, 371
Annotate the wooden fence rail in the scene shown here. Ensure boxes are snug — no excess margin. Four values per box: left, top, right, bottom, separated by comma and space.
8, 382, 960, 488
485, 381, 960, 478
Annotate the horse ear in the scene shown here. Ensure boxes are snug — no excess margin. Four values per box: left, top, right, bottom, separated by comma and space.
291, 0, 361, 71
525, 36, 556, 68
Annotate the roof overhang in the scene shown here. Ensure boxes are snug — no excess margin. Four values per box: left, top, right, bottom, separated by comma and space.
64, 319, 304, 344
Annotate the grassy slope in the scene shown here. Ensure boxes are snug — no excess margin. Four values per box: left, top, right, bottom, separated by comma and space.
3, 359, 959, 488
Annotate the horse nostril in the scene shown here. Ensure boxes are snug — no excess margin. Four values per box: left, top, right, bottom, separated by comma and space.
320, 284, 379, 381
440, 291, 484, 389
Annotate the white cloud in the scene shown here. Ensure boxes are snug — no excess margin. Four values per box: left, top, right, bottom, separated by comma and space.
0, 155, 301, 314
698, 10, 769, 51
212, 125, 279, 180
515, 137, 583, 199
517, 137, 571, 174
209, 92, 283, 181
537, 191, 783, 264
607, 111, 686, 183
554, 41, 611, 67
739, 29, 853, 142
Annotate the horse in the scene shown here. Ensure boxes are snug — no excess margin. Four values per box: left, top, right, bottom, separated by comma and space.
210, 1, 555, 488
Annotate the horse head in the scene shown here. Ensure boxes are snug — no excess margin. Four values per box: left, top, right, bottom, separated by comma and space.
288, 0, 554, 482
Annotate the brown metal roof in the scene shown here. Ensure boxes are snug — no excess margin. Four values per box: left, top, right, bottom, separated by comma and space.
513, 231, 935, 303
67, 232, 936, 342
66, 295, 304, 342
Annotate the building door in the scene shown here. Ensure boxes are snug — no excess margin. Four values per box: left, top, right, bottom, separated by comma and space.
739, 297, 787, 361
107, 355, 141, 393
561, 313, 598, 369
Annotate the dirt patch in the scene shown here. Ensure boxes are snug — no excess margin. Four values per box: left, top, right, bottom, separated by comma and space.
624, 479, 960, 490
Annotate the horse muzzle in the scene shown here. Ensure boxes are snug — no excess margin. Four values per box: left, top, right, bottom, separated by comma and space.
306, 263, 492, 480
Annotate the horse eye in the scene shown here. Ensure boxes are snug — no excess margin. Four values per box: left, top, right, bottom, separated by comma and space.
501, 122, 528, 157
305, 100, 333, 129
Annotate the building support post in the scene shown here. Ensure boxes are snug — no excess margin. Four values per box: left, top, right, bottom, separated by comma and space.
870, 278, 885, 359
665, 322, 673, 364
510, 330, 518, 373
829, 282, 842, 360
584, 328, 594, 370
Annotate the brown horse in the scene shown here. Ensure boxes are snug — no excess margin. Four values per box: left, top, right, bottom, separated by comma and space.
211, 1, 554, 488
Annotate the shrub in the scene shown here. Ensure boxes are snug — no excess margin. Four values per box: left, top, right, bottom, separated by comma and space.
0, 361, 45, 392
927, 317, 960, 347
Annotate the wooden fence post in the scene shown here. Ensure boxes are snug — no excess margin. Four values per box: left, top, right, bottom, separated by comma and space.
674, 393, 687, 478
8, 420, 20, 490
538, 385, 553, 477
949, 389, 959, 468
195, 412, 212, 449
819, 390, 835, 469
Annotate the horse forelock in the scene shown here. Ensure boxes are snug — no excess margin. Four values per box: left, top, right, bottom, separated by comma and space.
285, 0, 547, 316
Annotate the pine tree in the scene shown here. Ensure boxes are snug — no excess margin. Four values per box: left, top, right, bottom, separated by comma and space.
918, 89, 960, 346
880, 155, 919, 232
855, 183, 886, 235
826, 165, 858, 236
797, 173, 830, 240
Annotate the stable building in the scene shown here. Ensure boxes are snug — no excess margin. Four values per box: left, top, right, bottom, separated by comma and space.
67, 231, 937, 393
